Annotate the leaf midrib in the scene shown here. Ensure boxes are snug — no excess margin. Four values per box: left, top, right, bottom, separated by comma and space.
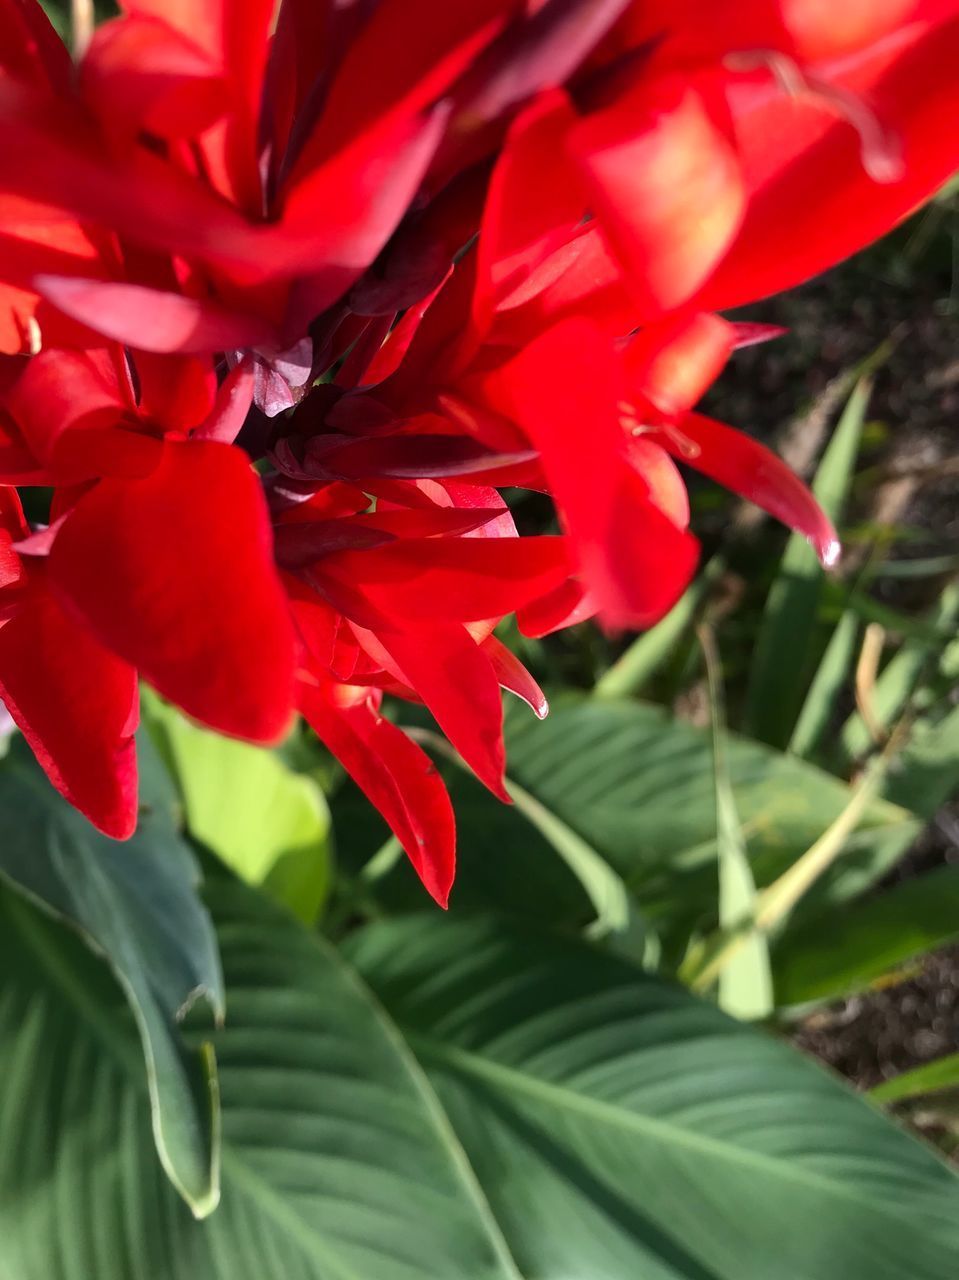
328, 939, 528, 1280
407, 1031, 959, 1223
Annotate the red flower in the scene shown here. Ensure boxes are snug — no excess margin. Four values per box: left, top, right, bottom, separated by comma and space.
0, 0, 956, 904
275, 478, 560, 904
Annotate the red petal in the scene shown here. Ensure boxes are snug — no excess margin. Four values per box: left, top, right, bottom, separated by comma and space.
285, 575, 341, 671
191, 357, 254, 444
516, 576, 597, 638
627, 437, 691, 529
119, 0, 276, 212
654, 412, 840, 565
482, 633, 548, 719
133, 351, 217, 435
36, 276, 276, 353
0, 0, 72, 91
568, 79, 746, 318
276, 105, 451, 321
82, 15, 227, 142
623, 313, 735, 418
299, 680, 456, 906
480, 318, 699, 628
696, 17, 959, 309
320, 534, 571, 625
0, 485, 28, 588
0, 588, 138, 838
49, 439, 296, 742
282, 0, 509, 177
3, 346, 163, 483
376, 622, 509, 801
474, 87, 585, 329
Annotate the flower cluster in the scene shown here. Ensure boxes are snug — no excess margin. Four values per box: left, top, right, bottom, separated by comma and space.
0, 0, 956, 903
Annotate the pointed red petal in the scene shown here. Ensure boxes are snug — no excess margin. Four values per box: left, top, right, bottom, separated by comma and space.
376, 621, 509, 801
0, 589, 138, 837
482, 633, 548, 719
655, 412, 840, 565
299, 680, 456, 906
49, 439, 296, 742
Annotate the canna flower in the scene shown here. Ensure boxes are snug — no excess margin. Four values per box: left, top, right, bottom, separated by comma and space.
0, 0, 956, 901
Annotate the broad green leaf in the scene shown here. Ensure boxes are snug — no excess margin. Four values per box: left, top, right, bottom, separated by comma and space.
774, 865, 959, 1004
0, 736, 222, 1215
349, 915, 959, 1280
501, 695, 916, 951
744, 375, 872, 748
0, 880, 521, 1280
871, 1054, 959, 1105
144, 692, 332, 923
6, 881, 959, 1279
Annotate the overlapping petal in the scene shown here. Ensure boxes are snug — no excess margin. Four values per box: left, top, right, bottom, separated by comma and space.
49, 439, 296, 742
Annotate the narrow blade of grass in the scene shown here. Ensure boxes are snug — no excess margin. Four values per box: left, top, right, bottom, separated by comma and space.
788, 610, 861, 759
701, 626, 773, 1020
744, 373, 876, 749
870, 1053, 959, 1105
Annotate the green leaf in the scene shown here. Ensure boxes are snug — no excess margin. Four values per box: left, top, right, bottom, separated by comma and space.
6, 883, 959, 1279
788, 609, 861, 759
0, 736, 222, 1215
701, 628, 772, 1020
505, 776, 650, 960
871, 1054, 959, 1105
0, 880, 522, 1280
330, 766, 593, 924
144, 692, 332, 923
500, 695, 916, 952
775, 865, 959, 1005
744, 375, 872, 749
594, 565, 718, 700
349, 915, 959, 1280
884, 703, 959, 818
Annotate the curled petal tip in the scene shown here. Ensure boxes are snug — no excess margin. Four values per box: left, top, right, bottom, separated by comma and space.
820, 537, 842, 570
534, 696, 549, 720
